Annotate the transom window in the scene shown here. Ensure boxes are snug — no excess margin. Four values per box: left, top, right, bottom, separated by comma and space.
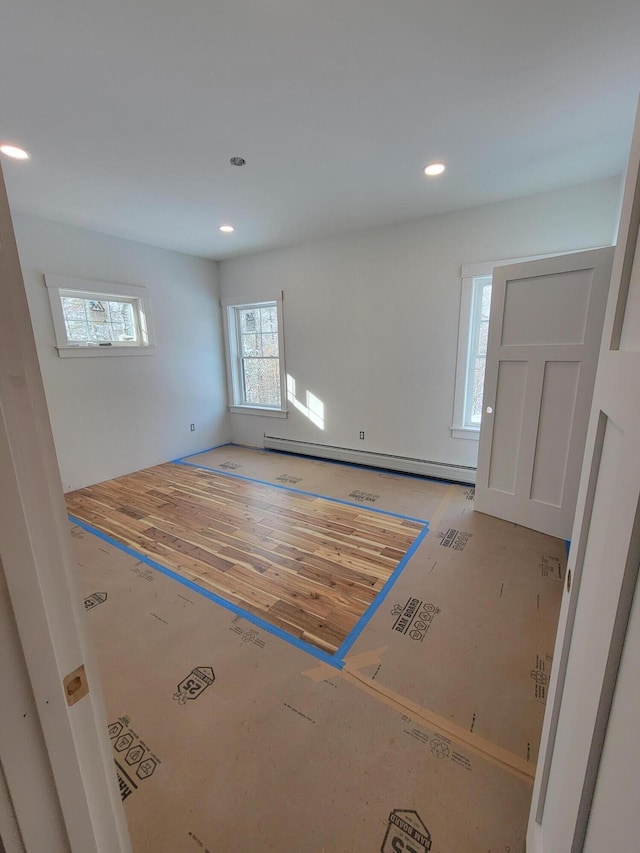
60, 293, 141, 345
222, 296, 287, 416
45, 275, 154, 358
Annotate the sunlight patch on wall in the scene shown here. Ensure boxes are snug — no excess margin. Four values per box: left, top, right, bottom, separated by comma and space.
287, 375, 325, 430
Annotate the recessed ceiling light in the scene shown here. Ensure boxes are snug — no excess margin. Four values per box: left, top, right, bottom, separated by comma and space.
0, 144, 31, 160
423, 162, 446, 176
219, 225, 235, 233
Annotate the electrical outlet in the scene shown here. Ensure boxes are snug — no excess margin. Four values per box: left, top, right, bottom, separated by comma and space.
359, 430, 365, 440
190, 423, 195, 431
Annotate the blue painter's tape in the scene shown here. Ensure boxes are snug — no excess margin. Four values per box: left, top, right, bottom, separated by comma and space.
173, 459, 428, 525
565, 539, 571, 557
335, 523, 430, 660
69, 514, 341, 669
170, 441, 233, 463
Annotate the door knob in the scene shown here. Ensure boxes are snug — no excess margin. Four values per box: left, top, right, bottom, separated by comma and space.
485, 406, 493, 414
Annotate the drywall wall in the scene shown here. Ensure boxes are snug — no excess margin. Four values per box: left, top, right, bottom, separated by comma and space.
13, 213, 229, 491
220, 177, 622, 468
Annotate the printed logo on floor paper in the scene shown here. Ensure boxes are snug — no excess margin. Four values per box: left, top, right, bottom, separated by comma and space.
531, 653, 553, 703
539, 554, 563, 581
130, 562, 155, 581
230, 617, 266, 648
231, 624, 266, 648
109, 716, 161, 800
391, 598, 440, 641
218, 461, 240, 470
349, 489, 380, 504
275, 474, 302, 484
84, 592, 107, 610
403, 724, 473, 772
429, 736, 449, 760
463, 488, 475, 501
437, 528, 472, 550
173, 666, 215, 705
381, 809, 432, 853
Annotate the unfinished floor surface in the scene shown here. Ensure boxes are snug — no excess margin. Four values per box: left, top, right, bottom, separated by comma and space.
69, 445, 566, 852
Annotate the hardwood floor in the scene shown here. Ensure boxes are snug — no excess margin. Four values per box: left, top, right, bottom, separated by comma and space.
66, 463, 424, 653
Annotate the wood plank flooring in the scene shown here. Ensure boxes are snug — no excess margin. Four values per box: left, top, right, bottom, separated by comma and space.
66, 463, 424, 653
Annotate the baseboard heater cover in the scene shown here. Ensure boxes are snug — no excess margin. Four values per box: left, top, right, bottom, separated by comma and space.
263, 436, 476, 485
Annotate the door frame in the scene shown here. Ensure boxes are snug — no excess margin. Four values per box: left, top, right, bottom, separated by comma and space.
0, 162, 131, 851
528, 99, 640, 851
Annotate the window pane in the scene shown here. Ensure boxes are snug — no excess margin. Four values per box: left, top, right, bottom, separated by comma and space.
462, 276, 493, 427
470, 356, 486, 423
92, 321, 113, 342
238, 306, 280, 359
66, 319, 90, 341
480, 281, 492, 322
61, 297, 89, 341
478, 319, 489, 357
105, 300, 137, 341
239, 309, 257, 333
61, 296, 137, 343
61, 297, 86, 320
242, 358, 281, 406
261, 333, 279, 357
259, 306, 278, 333
240, 333, 261, 357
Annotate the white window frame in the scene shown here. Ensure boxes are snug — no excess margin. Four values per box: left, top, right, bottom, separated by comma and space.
221, 294, 287, 417
451, 249, 601, 440
451, 271, 492, 439
44, 275, 155, 358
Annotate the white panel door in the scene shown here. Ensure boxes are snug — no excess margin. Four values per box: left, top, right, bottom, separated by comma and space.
528, 99, 640, 853
475, 248, 613, 539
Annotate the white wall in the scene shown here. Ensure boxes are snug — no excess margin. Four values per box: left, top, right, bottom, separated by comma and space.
13, 213, 230, 490
220, 177, 622, 467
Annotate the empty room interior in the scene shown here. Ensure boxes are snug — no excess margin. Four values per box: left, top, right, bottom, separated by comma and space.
2, 2, 640, 852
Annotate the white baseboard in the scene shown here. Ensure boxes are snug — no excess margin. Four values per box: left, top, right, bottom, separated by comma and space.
263, 436, 476, 484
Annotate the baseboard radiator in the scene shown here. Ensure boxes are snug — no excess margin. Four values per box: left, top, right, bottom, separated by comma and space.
263, 436, 476, 485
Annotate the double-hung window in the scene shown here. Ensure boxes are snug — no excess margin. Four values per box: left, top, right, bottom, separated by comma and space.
222, 296, 287, 416
452, 267, 493, 439
464, 274, 492, 428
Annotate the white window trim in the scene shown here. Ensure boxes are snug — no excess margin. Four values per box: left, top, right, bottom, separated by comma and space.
452, 270, 486, 439
452, 272, 492, 439
451, 248, 605, 439
221, 293, 288, 417
44, 274, 155, 358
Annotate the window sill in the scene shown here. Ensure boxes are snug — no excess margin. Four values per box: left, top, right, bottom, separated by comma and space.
451, 426, 480, 440
56, 345, 155, 358
229, 406, 288, 418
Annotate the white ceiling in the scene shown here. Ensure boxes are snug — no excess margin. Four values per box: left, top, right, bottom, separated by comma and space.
1, 0, 639, 260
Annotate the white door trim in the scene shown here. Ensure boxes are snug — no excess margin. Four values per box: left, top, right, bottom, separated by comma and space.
528, 97, 640, 852
0, 162, 131, 851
